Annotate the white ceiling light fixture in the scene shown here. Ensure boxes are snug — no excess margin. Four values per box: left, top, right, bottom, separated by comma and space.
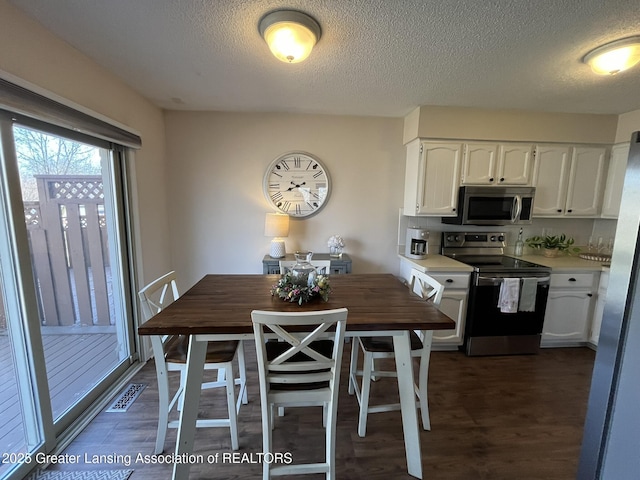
259, 10, 321, 64
583, 36, 640, 75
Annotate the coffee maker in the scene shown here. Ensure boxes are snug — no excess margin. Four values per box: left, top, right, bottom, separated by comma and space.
405, 227, 429, 259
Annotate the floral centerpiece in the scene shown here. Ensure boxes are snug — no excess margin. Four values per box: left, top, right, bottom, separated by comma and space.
271, 272, 332, 305
525, 233, 580, 257
327, 235, 345, 257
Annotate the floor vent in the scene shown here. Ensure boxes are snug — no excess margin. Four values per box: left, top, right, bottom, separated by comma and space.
105, 383, 146, 412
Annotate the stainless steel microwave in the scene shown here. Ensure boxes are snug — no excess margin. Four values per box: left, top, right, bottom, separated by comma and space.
442, 186, 535, 225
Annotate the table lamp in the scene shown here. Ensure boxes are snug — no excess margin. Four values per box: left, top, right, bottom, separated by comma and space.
264, 212, 290, 258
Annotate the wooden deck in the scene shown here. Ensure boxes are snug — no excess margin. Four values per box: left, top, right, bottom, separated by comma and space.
0, 329, 119, 460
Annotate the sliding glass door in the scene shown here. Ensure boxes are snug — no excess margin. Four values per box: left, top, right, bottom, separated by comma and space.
0, 113, 136, 479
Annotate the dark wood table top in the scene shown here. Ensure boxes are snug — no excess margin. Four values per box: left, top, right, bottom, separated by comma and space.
138, 273, 455, 336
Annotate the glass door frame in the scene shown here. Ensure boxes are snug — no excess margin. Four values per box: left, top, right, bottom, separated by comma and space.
0, 111, 139, 479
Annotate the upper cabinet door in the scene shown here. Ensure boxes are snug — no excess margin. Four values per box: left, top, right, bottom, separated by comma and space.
601, 143, 630, 218
405, 142, 462, 216
565, 147, 607, 216
461, 143, 498, 185
497, 144, 533, 185
532, 145, 571, 216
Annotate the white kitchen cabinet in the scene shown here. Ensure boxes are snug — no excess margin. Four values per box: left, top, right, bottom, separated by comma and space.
422, 272, 469, 349
433, 289, 467, 348
461, 142, 533, 186
398, 258, 469, 350
542, 272, 598, 347
461, 143, 497, 185
532, 145, 607, 217
601, 143, 630, 218
589, 270, 610, 347
403, 140, 462, 216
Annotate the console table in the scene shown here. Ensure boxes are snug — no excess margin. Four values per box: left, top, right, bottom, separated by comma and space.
262, 253, 352, 274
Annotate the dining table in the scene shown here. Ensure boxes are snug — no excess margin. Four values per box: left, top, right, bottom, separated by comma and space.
138, 273, 455, 479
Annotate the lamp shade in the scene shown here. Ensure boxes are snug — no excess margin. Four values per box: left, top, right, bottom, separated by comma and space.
259, 10, 321, 63
264, 213, 289, 238
583, 36, 640, 75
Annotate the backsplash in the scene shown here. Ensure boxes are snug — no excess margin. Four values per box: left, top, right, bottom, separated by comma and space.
398, 208, 617, 255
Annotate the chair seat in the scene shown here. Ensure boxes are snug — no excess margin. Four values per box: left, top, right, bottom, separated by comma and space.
359, 331, 423, 353
266, 339, 333, 390
165, 335, 239, 363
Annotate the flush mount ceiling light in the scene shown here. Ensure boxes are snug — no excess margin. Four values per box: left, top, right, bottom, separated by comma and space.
583, 36, 640, 75
259, 10, 321, 63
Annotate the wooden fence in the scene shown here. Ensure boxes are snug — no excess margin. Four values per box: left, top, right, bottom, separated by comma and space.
23, 175, 112, 327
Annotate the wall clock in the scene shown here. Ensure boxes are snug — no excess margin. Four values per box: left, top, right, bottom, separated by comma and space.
263, 152, 331, 218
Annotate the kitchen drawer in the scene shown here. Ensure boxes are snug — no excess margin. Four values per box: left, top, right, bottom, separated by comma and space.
550, 273, 595, 289
429, 273, 470, 290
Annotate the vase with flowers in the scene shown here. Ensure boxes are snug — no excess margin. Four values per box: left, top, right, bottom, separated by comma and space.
328, 235, 345, 257
525, 233, 580, 257
270, 271, 331, 305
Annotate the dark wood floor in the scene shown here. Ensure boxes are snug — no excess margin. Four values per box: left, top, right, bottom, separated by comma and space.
47, 343, 595, 479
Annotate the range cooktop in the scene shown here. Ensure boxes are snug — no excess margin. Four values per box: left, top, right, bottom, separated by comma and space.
441, 231, 551, 274
446, 254, 551, 273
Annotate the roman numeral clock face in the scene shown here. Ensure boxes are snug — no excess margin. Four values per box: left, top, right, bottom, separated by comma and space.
263, 152, 331, 218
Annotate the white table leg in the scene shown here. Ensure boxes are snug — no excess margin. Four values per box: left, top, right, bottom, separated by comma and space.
172, 336, 207, 480
393, 332, 423, 479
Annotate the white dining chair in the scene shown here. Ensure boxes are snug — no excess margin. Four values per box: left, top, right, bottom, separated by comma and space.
252, 308, 348, 480
279, 259, 332, 275
138, 271, 248, 454
348, 269, 444, 436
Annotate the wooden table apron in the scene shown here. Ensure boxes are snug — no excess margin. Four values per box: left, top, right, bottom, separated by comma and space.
138, 274, 455, 480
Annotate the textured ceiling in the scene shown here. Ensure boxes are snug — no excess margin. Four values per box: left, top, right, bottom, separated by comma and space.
8, 0, 640, 117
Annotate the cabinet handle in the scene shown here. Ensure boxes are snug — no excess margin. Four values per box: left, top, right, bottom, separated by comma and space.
557, 209, 563, 213
446, 279, 454, 283
500, 177, 505, 182
569, 278, 577, 282
567, 209, 573, 213
452, 208, 456, 212
489, 177, 494, 182
587, 293, 593, 297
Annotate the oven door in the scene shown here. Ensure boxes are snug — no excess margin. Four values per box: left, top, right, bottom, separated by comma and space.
463, 272, 550, 355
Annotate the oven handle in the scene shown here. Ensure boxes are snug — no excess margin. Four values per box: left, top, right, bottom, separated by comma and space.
511, 195, 522, 223
476, 275, 551, 287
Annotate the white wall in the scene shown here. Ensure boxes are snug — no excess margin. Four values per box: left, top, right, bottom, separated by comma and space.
164, 111, 405, 288
616, 109, 640, 143
0, 0, 171, 289
404, 105, 618, 145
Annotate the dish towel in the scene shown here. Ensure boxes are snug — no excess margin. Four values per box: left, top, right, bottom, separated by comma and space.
519, 278, 538, 312
498, 278, 520, 313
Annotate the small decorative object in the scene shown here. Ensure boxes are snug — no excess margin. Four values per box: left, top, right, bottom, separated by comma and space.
525, 233, 580, 257
271, 266, 331, 306
327, 235, 345, 257
514, 228, 524, 257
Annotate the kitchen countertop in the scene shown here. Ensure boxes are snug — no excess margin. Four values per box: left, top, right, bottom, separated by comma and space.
399, 252, 608, 273
398, 254, 474, 273
510, 253, 610, 272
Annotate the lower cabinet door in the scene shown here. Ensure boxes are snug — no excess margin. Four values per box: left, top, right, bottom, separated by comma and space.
433, 290, 467, 349
542, 289, 592, 345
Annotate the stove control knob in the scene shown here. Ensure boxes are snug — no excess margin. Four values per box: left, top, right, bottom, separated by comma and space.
498, 235, 505, 242
490, 235, 496, 242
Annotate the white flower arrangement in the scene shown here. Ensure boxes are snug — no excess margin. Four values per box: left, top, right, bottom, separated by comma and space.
328, 235, 345, 257
327, 235, 345, 249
